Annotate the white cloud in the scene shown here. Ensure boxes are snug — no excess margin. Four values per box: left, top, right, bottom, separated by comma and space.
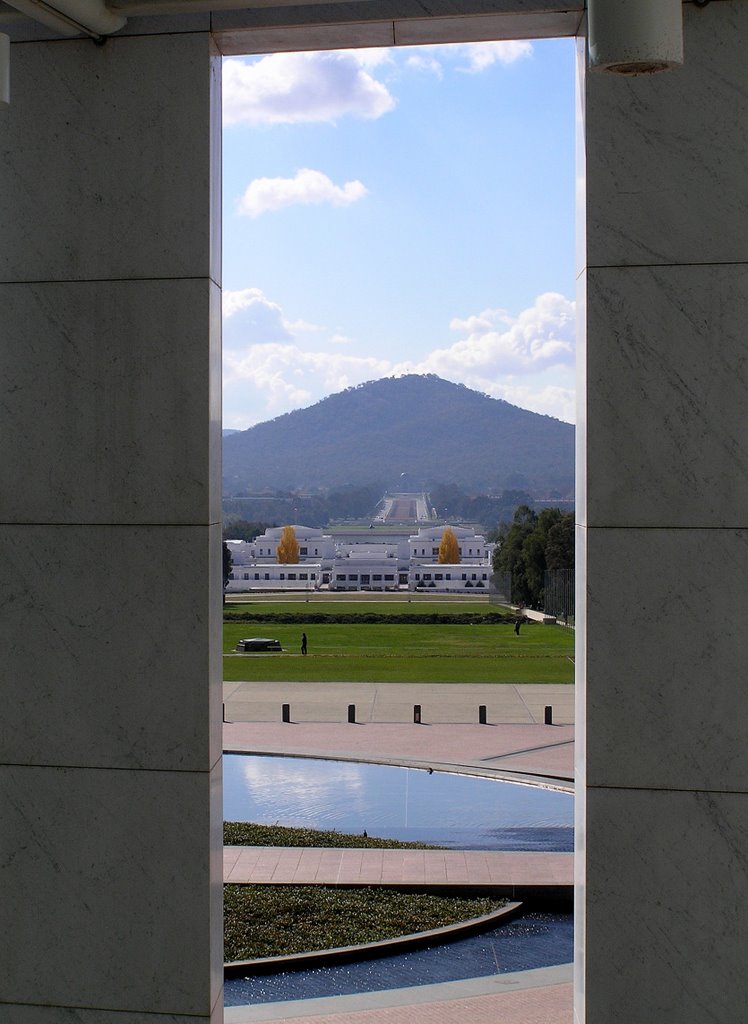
393, 292, 575, 379
223, 341, 392, 428
398, 40, 533, 77
223, 51, 395, 126
237, 168, 368, 218
222, 289, 576, 429
405, 53, 444, 77
455, 40, 534, 72
222, 288, 294, 343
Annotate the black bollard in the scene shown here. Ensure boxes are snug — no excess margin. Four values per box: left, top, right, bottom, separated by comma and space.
222, 702, 226, 723
544, 705, 553, 725
282, 703, 290, 723
348, 703, 356, 723
479, 704, 487, 725
414, 704, 422, 724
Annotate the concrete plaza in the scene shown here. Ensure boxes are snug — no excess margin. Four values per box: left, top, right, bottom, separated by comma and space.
223, 680, 574, 1022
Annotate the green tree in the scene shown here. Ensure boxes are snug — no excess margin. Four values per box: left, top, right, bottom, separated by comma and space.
493, 505, 575, 608
546, 513, 575, 571
438, 526, 461, 564
222, 541, 233, 605
276, 525, 300, 564
492, 505, 538, 605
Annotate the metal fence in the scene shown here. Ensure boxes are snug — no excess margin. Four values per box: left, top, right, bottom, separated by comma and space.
488, 572, 512, 606
543, 568, 575, 625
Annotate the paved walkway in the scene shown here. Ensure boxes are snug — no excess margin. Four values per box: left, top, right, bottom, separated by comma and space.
223, 682, 575, 783
222, 682, 575, 1022
225, 979, 573, 1024
225, 847, 573, 895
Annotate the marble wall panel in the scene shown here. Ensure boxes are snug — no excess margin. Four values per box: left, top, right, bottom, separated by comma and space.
0, 279, 221, 526
1, 1006, 219, 1024
586, 1, 748, 269
586, 527, 748, 793
0, 32, 219, 283
586, 264, 748, 528
585, 786, 748, 1024
0, 524, 222, 772
0, 760, 222, 1016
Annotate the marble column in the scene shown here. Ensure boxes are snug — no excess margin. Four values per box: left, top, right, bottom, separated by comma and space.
0, 22, 223, 1024
578, 2, 748, 1021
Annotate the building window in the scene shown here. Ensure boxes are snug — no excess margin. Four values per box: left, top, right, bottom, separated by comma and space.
348, 574, 358, 581
229, 572, 234, 579
243, 573, 249, 580
446, 573, 451, 580
471, 573, 476, 580
288, 573, 296, 580
300, 547, 308, 555
264, 573, 270, 580
385, 574, 394, 581
435, 573, 443, 580
415, 573, 420, 580
424, 573, 432, 581
462, 574, 467, 581
432, 547, 439, 556
336, 574, 346, 581
311, 573, 316, 580
254, 573, 259, 580
280, 573, 285, 580
373, 574, 382, 581
299, 573, 308, 580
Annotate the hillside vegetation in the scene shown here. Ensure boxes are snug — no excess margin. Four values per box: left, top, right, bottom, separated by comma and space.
223, 374, 574, 494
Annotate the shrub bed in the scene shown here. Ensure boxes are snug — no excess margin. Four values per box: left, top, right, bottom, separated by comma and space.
224, 884, 506, 961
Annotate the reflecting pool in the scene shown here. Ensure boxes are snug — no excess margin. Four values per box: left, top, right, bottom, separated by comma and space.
223, 755, 573, 851
224, 909, 573, 1005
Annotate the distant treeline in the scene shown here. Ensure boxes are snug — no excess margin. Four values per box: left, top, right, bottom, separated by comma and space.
223, 484, 383, 535
222, 484, 569, 538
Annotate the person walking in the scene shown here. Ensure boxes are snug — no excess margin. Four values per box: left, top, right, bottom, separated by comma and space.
301, 632, 308, 656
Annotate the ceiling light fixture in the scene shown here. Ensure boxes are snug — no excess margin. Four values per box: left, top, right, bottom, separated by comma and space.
3, 1, 126, 42
588, 0, 684, 75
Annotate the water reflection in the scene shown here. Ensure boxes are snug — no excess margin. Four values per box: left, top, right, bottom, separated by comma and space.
224, 911, 573, 1005
224, 755, 573, 851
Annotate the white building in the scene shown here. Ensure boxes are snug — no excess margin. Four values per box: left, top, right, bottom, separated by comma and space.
226, 562, 322, 592
408, 525, 494, 566
329, 544, 405, 590
226, 525, 492, 592
409, 563, 491, 593
241, 525, 336, 564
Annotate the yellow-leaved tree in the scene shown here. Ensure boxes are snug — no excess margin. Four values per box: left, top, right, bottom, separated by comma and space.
277, 525, 300, 564
438, 526, 460, 564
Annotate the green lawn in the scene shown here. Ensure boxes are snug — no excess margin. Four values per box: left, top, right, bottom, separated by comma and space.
223, 617, 574, 683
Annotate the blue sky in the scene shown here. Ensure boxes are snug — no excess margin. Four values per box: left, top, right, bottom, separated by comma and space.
222, 38, 576, 430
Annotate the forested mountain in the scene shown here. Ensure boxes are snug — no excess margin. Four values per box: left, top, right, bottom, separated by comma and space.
223, 375, 574, 495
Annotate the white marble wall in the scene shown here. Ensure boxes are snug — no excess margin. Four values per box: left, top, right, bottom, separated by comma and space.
0, 28, 223, 1024
578, 2, 748, 1021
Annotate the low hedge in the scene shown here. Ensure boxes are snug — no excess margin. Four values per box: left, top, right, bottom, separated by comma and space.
224, 611, 514, 625
224, 821, 441, 850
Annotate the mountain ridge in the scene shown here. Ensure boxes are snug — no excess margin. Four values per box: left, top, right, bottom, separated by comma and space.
223, 374, 574, 494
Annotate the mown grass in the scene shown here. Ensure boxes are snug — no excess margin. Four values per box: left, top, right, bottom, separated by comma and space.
223, 618, 574, 683
224, 821, 441, 850
224, 885, 506, 961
